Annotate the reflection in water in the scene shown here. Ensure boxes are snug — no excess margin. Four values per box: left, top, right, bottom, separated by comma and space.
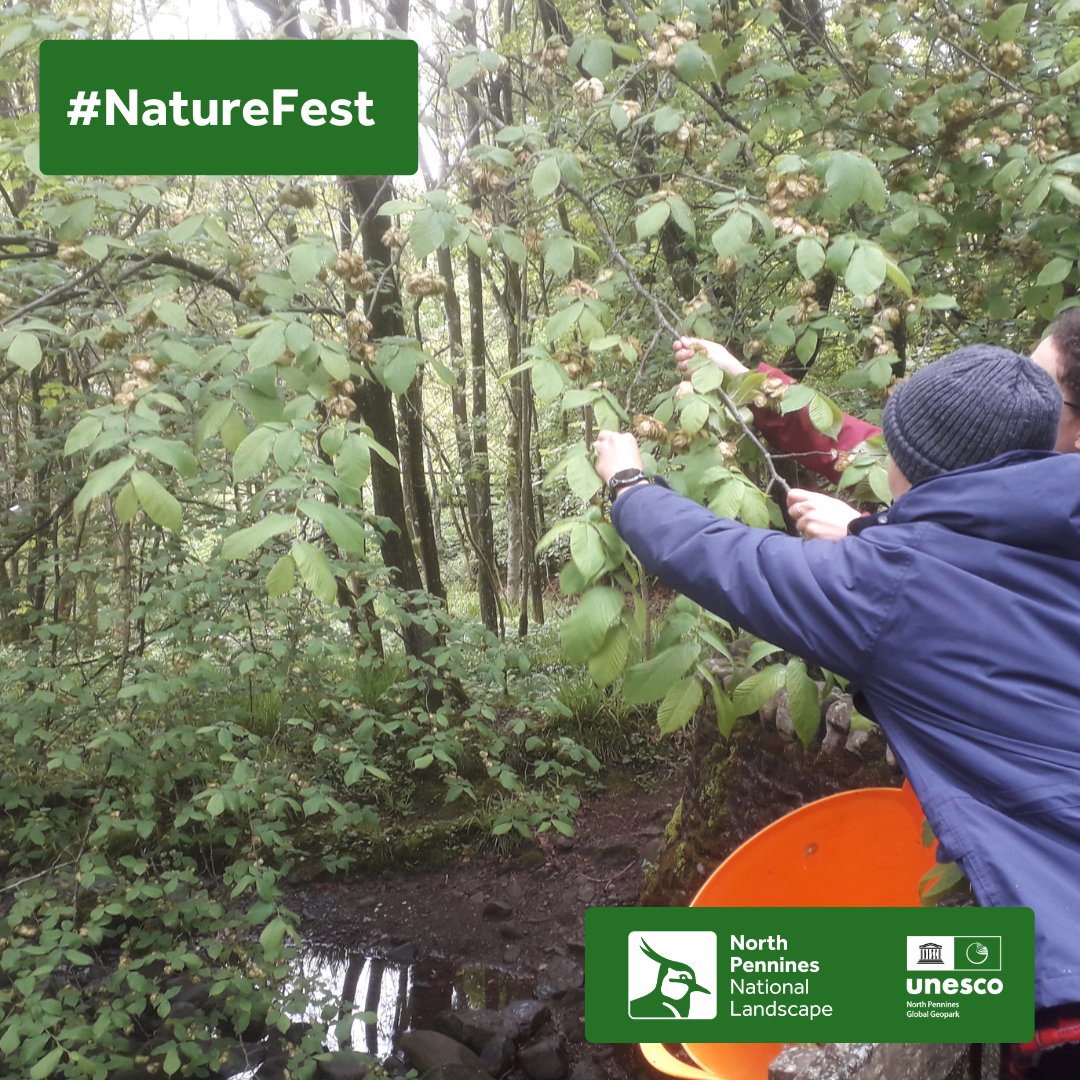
288, 947, 536, 1058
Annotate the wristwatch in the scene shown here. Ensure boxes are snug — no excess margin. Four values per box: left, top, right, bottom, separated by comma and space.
607, 468, 651, 499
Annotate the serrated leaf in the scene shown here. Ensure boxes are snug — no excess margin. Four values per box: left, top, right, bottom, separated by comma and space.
220, 514, 296, 561
589, 623, 630, 688
298, 498, 366, 555
732, 662, 786, 717
168, 212, 205, 243
410, 211, 444, 259
531, 156, 562, 199
135, 436, 198, 477
622, 643, 700, 705
674, 41, 715, 82
274, 429, 303, 471
292, 539, 337, 603
583, 38, 613, 77
796, 237, 825, 279
336, 434, 371, 488
785, 658, 821, 748
266, 555, 296, 598
711, 211, 753, 258
565, 453, 602, 502
845, 243, 887, 296
561, 586, 625, 662
9, 331, 42, 373
377, 342, 421, 395
680, 395, 710, 435
636, 201, 671, 240
808, 392, 844, 439
206, 792, 225, 817
289, 244, 325, 285
64, 416, 102, 456
75, 455, 136, 514
82, 235, 109, 260
570, 523, 606, 581
232, 427, 276, 483
131, 470, 182, 533
657, 677, 703, 734
248, 322, 286, 370
155, 300, 187, 330
259, 917, 288, 959
543, 235, 575, 278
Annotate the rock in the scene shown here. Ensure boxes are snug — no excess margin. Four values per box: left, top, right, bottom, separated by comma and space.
499, 923, 526, 940
504, 945, 521, 963
845, 727, 880, 759
598, 843, 635, 865
554, 837, 575, 852
400, 1031, 491, 1075
386, 942, 418, 964
480, 1035, 516, 1074
559, 987, 585, 1008
484, 901, 514, 920
502, 1000, 550, 1039
434, 1009, 518, 1052
576, 884, 595, 903
538, 957, 582, 996
769, 1045, 830, 1080
421, 1065, 498, 1080
774, 698, 796, 741
518, 1036, 568, 1080
316, 1050, 376, 1080
856, 1043, 965, 1079
569, 1062, 604, 1080
355, 895, 379, 910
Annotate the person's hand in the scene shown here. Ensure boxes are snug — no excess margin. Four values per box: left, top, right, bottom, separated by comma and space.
673, 336, 750, 377
593, 430, 645, 486
787, 488, 861, 541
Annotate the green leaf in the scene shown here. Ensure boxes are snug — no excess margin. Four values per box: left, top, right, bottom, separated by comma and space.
336, 434, 371, 489
155, 300, 187, 331
9, 331, 42, 373
197, 400, 233, 445
543, 235, 575, 278
1036, 257, 1073, 287
232, 426, 276, 483
82, 235, 109, 260
674, 41, 716, 82
259, 917, 289, 960
168, 212, 206, 243
131, 470, 182, 533
266, 555, 296, 598
561, 586, 625, 662
410, 211, 445, 259
298, 498, 367, 555
636, 201, 671, 240
377, 342, 421, 394
75, 455, 136, 514
622, 643, 700, 705
657, 677, 704, 734
531, 156, 562, 200
583, 38, 613, 77
565, 452, 602, 502
289, 244, 325, 285
292, 540, 337, 603
845, 243, 887, 296
29, 1047, 63, 1080
220, 514, 296, 561
732, 662, 786, 717
448, 53, 480, 90
808, 392, 844, 439
1059, 58, 1080, 90
248, 322, 286, 370
589, 623, 630, 688
796, 237, 825, 279
712, 683, 737, 737
115, 481, 139, 523
135, 436, 197, 477
785, 658, 821, 748
711, 211, 753, 258
274, 429, 303, 471
64, 416, 102, 456
570, 523, 606, 581
680, 395, 710, 435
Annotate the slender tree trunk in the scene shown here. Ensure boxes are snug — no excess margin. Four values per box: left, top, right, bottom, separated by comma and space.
402, 369, 446, 602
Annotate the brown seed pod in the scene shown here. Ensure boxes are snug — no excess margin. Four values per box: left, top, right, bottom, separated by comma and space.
669, 432, 692, 453
633, 414, 667, 440
404, 272, 449, 297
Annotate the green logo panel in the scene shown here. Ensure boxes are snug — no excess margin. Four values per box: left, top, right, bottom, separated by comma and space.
40, 40, 418, 175
586, 907, 1034, 1043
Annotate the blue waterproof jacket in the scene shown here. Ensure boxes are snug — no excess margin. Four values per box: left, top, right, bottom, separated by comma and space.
612, 451, 1080, 1008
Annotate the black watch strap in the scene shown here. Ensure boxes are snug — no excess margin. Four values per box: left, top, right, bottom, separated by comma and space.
608, 468, 650, 497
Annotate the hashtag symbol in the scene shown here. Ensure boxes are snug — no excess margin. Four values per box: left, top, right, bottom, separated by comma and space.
66, 90, 100, 126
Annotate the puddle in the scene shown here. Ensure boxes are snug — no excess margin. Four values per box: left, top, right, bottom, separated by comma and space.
289, 947, 538, 1057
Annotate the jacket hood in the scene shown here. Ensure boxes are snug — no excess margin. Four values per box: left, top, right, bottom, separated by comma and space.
885, 450, 1080, 558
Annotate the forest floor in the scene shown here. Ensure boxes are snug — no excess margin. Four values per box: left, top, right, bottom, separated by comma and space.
286, 761, 686, 1080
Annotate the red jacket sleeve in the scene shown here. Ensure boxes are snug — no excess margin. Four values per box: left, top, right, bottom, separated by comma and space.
750, 363, 882, 485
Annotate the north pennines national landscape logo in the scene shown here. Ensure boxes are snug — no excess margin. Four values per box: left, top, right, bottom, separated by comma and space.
627, 931, 717, 1020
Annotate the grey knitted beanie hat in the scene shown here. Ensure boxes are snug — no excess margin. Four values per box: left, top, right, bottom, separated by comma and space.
883, 345, 1061, 487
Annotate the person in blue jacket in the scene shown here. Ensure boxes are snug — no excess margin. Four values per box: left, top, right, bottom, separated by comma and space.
593, 345, 1080, 1079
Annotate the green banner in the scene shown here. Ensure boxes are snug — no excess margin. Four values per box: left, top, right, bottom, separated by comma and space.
585, 906, 1034, 1043
39, 40, 418, 175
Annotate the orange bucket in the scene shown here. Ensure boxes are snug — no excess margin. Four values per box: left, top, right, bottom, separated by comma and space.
642, 783, 937, 1080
